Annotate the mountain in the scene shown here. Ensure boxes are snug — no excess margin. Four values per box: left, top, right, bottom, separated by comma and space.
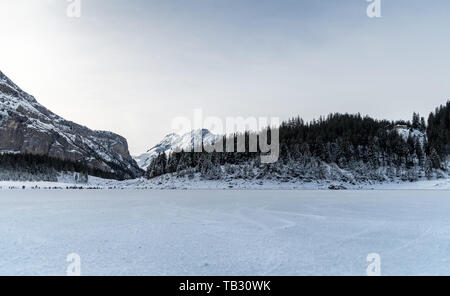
0, 70, 142, 179
134, 129, 218, 169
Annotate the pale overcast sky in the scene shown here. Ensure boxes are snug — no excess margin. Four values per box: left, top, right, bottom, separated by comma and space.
0, 0, 449, 154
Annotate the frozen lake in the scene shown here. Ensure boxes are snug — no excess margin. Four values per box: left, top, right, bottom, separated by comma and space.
1, 190, 450, 276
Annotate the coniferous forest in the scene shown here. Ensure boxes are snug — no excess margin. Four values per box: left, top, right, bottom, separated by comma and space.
146, 102, 450, 184
0, 153, 126, 181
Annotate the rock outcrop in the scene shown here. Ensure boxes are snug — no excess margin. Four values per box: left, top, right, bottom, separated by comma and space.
0, 70, 142, 179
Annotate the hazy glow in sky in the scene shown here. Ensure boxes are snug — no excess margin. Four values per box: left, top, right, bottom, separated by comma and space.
0, 0, 449, 154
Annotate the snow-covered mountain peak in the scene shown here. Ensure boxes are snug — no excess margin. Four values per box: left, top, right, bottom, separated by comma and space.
134, 129, 219, 170
146, 133, 181, 153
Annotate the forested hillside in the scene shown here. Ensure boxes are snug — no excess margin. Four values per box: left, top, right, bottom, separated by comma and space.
0, 153, 120, 182
145, 102, 450, 185
427, 101, 450, 161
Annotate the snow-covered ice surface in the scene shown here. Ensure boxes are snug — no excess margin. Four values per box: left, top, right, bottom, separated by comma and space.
1, 190, 450, 276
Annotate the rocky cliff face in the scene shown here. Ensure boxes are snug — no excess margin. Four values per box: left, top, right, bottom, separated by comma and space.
0, 70, 142, 179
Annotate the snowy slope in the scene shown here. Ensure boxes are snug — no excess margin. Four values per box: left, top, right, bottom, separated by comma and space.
394, 127, 426, 145
0, 70, 142, 179
134, 129, 218, 169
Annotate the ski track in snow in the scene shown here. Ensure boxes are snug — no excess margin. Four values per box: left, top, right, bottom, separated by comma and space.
1, 190, 450, 275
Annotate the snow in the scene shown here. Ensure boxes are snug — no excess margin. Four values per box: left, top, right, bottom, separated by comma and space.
394, 127, 426, 145
0, 150, 20, 155
93, 169, 450, 190
134, 129, 219, 169
1, 174, 450, 190
1, 190, 450, 276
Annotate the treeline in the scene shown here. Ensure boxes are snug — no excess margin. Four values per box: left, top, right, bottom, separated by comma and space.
146, 102, 450, 183
0, 153, 120, 181
427, 101, 450, 159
